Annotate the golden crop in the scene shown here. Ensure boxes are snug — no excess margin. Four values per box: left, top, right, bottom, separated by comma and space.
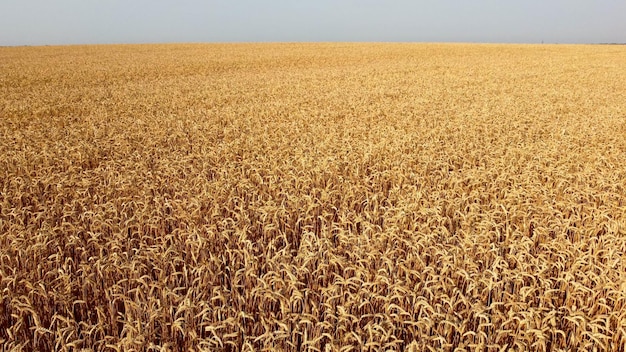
1, 43, 626, 351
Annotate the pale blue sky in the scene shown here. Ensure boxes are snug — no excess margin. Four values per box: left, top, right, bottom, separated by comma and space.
1, 0, 625, 46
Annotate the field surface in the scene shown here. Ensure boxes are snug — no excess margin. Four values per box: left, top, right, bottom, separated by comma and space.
1, 43, 626, 351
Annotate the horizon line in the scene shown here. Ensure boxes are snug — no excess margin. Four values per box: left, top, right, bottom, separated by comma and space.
2, 41, 625, 48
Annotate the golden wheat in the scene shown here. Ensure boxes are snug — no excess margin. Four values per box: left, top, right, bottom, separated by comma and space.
1, 43, 626, 351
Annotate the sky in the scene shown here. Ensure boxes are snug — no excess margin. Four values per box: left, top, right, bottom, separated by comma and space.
1, 0, 625, 46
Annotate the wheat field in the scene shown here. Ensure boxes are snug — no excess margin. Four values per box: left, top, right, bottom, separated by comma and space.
1, 43, 626, 351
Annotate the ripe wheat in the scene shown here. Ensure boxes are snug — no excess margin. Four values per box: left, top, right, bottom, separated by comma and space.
1, 43, 626, 351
